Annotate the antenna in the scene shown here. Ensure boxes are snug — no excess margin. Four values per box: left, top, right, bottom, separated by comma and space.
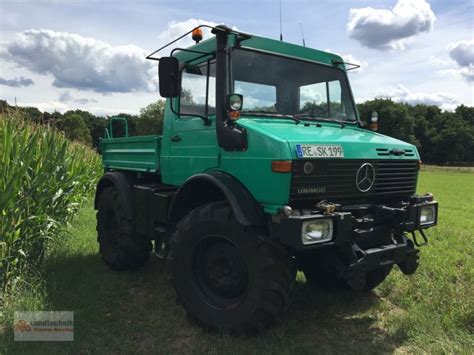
279, 0, 283, 41
299, 22, 306, 47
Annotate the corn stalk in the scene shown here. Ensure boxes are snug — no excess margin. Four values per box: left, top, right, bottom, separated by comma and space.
0, 111, 101, 299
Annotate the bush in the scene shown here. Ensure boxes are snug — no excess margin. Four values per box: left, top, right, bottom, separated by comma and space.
0, 111, 101, 301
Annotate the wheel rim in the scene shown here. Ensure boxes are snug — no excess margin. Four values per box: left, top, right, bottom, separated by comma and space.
193, 236, 248, 308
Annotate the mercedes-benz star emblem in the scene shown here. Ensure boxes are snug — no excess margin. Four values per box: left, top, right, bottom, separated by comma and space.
356, 163, 375, 192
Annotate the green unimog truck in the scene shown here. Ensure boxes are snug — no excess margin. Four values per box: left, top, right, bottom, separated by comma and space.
95, 25, 438, 333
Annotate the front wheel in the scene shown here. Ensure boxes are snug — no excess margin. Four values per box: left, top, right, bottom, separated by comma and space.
167, 201, 296, 334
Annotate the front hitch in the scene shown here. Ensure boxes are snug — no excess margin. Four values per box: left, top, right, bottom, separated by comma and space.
374, 193, 438, 248
341, 234, 420, 289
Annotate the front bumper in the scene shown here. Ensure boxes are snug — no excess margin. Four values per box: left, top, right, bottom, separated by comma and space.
269, 195, 438, 278
270, 196, 437, 250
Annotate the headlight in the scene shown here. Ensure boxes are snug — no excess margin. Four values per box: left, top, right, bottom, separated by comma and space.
302, 219, 333, 245
419, 205, 436, 226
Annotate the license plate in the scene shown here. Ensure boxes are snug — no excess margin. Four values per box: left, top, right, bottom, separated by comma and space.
296, 144, 344, 158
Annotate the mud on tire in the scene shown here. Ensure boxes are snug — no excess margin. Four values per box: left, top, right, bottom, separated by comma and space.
167, 201, 296, 334
97, 186, 151, 270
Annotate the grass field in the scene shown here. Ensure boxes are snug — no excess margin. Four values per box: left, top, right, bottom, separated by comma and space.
2, 170, 473, 354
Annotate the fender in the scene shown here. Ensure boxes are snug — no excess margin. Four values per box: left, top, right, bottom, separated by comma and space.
94, 171, 134, 219
168, 171, 265, 227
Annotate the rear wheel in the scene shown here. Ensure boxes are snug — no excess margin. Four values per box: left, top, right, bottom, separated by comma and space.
97, 186, 151, 270
168, 201, 296, 334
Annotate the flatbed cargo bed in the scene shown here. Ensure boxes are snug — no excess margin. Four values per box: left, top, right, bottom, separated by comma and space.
101, 135, 161, 172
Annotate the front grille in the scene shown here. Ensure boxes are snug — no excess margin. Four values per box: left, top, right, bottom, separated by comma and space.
290, 159, 418, 206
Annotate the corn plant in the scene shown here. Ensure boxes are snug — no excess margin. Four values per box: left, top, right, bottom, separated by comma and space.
0, 111, 101, 299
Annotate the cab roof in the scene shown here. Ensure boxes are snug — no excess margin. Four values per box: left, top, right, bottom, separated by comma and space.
174, 32, 346, 70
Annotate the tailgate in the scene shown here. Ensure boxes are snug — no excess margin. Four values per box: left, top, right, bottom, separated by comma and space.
101, 135, 161, 172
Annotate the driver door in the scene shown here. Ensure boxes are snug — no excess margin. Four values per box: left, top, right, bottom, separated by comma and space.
168, 60, 218, 185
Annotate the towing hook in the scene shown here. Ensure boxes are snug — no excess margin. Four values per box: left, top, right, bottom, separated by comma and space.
411, 229, 428, 247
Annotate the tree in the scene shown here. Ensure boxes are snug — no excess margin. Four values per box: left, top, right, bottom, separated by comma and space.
455, 105, 474, 125
64, 109, 106, 148
108, 113, 139, 138
0, 99, 8, 112
137, 100, 165, 135
61, 113, 92, 145
357, 99, 417, 145
1, 97, 472, 163
430, 113, 474, 163
411, 104, 441, 159
21, 106, 43, 123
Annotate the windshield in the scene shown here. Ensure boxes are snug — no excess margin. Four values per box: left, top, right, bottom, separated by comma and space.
231, 49, 357, 122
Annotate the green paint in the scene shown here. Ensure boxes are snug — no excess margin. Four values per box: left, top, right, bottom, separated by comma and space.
101, 31, 418, 212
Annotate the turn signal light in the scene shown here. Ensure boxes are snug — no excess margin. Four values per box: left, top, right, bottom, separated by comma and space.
272, 160, 292, 173
369, 122, 378, 131
228, 111, 240, 121
192, 28, 203, 43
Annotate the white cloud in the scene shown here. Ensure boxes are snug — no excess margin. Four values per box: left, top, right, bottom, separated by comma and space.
86, 106, 137, 117
2, 29, 156, 93
380, 85, 459, 110
19, 100, 70, 113
347, 0, 436, 50
459, 65, 474, 83
0, 76, 34, 87
59, 91, 98, 105
448, 40, 474, 83
448, 40, 474, 67
429, 56, 452, 67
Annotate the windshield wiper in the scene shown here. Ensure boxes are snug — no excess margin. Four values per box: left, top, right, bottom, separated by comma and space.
293, 114, 346, 128
240, 111, 301, 124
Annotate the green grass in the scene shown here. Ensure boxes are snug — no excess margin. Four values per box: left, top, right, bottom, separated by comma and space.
1, 170, 473, 354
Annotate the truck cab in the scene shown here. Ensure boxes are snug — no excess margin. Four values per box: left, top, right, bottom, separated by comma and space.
96, 25, 438, 333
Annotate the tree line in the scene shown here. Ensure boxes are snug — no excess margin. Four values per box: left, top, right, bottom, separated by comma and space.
357, 99, 473, 164
1, 98, 472, 164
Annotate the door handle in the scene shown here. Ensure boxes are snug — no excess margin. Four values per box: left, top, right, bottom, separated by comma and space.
171, 135, 181, 142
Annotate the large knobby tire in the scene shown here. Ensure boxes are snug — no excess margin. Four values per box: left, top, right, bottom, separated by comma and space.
167, 201, 296, 334
97, 186, 151, 270
301, 255, 392, 292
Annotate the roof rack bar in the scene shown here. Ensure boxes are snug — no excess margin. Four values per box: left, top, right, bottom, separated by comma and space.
146, 25, 249, 61
332, 60, 361, 71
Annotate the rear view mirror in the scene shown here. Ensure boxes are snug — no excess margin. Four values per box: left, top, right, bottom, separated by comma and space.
159, 57, 180, 98
227, 94, 243, 111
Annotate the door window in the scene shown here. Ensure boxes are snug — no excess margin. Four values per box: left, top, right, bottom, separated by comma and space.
180, 61, 215, 117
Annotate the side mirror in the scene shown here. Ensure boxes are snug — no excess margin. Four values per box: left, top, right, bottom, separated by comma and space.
227, 94, 243, 111
159, 57, 180, 98
369, 111, 378, 131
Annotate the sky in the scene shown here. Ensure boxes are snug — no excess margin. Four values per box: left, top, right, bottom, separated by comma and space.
0, 0, 472, 115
